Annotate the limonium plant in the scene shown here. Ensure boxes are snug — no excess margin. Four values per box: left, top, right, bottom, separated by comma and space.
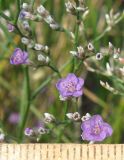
0, 0, 124, 144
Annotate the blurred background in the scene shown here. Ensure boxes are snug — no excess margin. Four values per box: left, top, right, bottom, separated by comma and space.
0, 0, 124, 143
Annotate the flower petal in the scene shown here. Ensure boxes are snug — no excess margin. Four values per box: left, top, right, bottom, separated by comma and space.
76, 78, 84, 90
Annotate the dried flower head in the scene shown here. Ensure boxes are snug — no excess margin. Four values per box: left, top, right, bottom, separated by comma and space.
56, 73, 84, 99
81, 115, 113, 142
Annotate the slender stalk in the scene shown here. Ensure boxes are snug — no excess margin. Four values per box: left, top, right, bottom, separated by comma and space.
18, 66, 30, 142
72, 1, 80, 72
64, 101, 69, 120
14, 0, 21, 25
31, 0, 35, 10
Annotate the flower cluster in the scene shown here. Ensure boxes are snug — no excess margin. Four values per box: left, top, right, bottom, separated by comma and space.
5, 0, 119, 144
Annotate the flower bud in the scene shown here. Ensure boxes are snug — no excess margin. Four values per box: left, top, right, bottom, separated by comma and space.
37, 5, 48, 17
21, 37, 29, 45
72, 112, 81, 121
50, 23, 60, 30
96, 52, 103, 60
34, 44, 44, 51
24, 128, 34, 136
22, 3, 29, 10
81, 113, 91, 121
7, 23, 15, 32
23, 21, 30, 30
77, 46, 84, 58
38, 127, 49, 135
65, 1, 76, 14
87, 43, 94, 51
44, 113, 55, 123
66, 113, 73, 120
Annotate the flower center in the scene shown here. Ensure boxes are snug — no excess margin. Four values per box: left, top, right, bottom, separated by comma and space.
92, 125, 101, 135
65, 81, 76, 92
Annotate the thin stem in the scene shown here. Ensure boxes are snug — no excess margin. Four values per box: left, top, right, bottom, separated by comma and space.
14, 0, 21, 25
72, 1, 80, 72
18, 66, 30, 142
31, 0, 35, 10
64, 101, 69, 120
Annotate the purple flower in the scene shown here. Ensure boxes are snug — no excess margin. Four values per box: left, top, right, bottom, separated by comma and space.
56, 73, 84, 99
8, 113, 20, 124
7, 23, 15, 32
10, 48, 29, 65
81, 115, 113, 142
24, 128, 34, 136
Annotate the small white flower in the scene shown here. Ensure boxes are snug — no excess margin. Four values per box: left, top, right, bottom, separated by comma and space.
38, 54, 50, 63
45, 15, 54, 24
21, 37, 29, 45
77, 46, 84, 57
50, 23, 60, 30
96, 52, 103, 60
70, 51, 78, 56
23, 20, 30, 29
38, 54, 46, 61
45, 56, 50, 63
22, 3, 29, 10
44, 45, 49, 53
81, 113, 91, 121
65, 1, 76, 14
38, 127, 49, 134
44, 113, 55, 123
72, 112, 81, 121
88, 43, 94, 51
37, 5, 46, 15
34, 44, 44, 51
66, 113, 73, 120
27, 40, 34, 48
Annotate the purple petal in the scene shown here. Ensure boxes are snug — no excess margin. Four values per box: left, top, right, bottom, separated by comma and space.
76, 78, 84, 90
81, 119, 91, 131
23, 51, 29, 62
66, 73, 78, 84
72, 90, 83, 97
56, 78, 66, 92
103, 122, 113, 137
81, 130, 106, 142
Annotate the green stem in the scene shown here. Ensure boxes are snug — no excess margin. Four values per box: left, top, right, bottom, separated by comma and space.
14, 0, 21, 25
64, 101, 69, 120
31, 0, 35, 10
48, 63, 61, 78
18, 66, 30, 142
72, 1, 80, 72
